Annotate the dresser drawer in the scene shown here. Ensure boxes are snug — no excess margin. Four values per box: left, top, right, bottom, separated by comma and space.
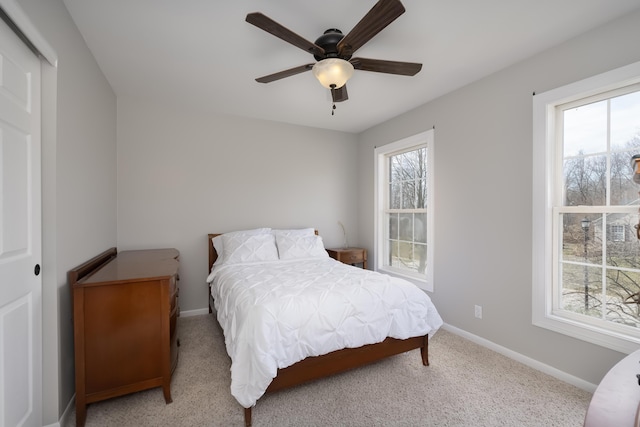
326, 248, 367, 269
341, 250, 365, 264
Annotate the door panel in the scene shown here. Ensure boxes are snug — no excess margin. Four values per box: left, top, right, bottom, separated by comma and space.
0, 15, 42, 427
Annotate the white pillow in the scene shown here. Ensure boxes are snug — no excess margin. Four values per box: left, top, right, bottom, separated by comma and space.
276, 234, 328, 260
213, 228, 271, 266
273, 228, 315, 237
221, 233, 279, 265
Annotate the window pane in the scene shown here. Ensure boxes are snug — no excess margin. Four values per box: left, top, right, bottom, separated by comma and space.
401, 151, 417, 179
417, 149, 426, 173
611, 90, 640, 152
605, 213, 640, 268
401, 181, 416, 209
560, 211, 640, 328
415, 213, 427, 244
388, 239, 399, 266
563, 155, 607, 206
561, 263, 602, 318
415, 243, 427, 274
399, 213, 413, 241
389, 182, 401, 209
606, 269, 640, 328
561, 213, 602, 265
563, 101, 608, 157
393, 241, 413, 269
388, 213, 398, 240
610, 149, 640, 206
416, 178, 427, 209
390, 156, 402, 183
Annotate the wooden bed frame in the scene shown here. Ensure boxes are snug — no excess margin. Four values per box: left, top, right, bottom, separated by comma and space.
207, 233, 429, 427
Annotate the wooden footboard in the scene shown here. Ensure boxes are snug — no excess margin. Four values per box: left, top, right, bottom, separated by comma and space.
207, 233, 430, 427
267, 334, 428, 393
242, 335, 428, 426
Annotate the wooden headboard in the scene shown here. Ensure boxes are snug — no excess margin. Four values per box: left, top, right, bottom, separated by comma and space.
207, 233, 221, 272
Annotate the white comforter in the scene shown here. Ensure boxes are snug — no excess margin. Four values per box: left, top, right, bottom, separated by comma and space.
208, 258, 443, 408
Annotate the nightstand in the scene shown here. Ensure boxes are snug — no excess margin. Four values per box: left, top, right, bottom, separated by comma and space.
326, 247, 367, 269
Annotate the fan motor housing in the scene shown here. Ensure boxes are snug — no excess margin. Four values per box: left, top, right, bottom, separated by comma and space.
314, 29, 349, 61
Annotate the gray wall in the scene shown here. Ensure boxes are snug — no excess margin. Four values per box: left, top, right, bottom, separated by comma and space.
356, 9, 640, 386
116, 97, 359, 312
8, 1, 640, 424
14, 0, 117, 424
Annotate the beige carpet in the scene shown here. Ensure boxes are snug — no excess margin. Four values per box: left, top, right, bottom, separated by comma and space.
65, 314, 592, 427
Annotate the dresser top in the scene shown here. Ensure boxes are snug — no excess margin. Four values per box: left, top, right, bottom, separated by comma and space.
77, 248, 179, 286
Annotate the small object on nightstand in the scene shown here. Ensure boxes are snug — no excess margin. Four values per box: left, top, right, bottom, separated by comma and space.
326, 247, 367, 269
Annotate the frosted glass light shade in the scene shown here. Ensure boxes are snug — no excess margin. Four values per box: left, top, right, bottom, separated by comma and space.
312, 58, 354, 89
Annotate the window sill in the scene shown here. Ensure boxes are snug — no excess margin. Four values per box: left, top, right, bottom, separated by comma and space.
533, 312, 640, 354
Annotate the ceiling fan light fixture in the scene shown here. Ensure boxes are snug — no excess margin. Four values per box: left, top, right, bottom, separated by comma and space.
312, 58, 354, 89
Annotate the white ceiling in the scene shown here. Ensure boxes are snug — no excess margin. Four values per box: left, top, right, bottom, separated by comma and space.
62, 0, 640, 134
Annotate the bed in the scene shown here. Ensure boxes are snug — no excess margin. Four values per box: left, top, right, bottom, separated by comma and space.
206, 228, 443, 426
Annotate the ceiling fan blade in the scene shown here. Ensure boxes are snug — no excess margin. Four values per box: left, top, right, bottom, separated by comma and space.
331, 85, 348, 103
255, 63, 315, 83
246, 12, 325, 57
337, 0, 405, 57
350, 57, 422, 76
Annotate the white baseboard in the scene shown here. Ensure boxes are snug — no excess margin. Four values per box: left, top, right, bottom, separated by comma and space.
441, 323, 598, 393
44, 394, 73, 427
180, 308, 210, 317
58, 393, 74, 427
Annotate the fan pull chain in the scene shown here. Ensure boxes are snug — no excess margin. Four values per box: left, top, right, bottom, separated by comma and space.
330, 84, 337, 116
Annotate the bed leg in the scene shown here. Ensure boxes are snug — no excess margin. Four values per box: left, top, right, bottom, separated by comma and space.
420, 335, 429, 366
244, 407, 252, 427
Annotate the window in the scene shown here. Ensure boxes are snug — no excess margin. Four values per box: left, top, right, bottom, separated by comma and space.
374, 130, 434, 291
533, 61, 640, 353
610, 225, 625, 242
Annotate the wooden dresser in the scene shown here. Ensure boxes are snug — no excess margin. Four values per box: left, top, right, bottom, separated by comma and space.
69, 248, 180, 427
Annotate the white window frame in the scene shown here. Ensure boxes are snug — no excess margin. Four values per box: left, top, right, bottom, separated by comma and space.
374, 129, 435, 292
533, 61, 640, 354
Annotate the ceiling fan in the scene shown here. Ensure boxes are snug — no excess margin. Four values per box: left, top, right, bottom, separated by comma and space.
245, 0, 422, 105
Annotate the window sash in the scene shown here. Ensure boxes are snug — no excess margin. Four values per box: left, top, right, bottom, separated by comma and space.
551, 207, 640, 335
374, 130, 434, 291
383, 147, 428, 279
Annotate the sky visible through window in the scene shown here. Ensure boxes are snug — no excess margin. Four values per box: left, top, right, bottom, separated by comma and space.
563, 90, 640, 157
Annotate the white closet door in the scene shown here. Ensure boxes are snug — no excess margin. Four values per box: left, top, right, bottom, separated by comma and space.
0, 14, 42, 427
